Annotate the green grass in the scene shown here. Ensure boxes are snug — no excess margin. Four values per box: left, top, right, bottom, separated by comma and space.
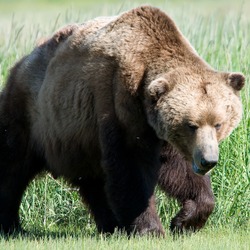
0, 0, 249, 248
0, 227, 249, 250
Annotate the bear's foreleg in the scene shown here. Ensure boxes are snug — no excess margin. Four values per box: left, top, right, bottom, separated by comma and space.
78, 177, 120, 233
98, 118, 163, 235
131, 195, 165, 236
158, 143, 215, 233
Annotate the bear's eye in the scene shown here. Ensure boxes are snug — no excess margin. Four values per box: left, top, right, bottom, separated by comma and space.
215, 123, 222, 130
188, 124, 199, 131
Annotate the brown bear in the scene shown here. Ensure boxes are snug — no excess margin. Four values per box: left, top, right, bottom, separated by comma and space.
0, 6, 245, 236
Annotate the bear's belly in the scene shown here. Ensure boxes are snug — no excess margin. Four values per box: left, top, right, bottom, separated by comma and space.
32, 86, 102, 180
32, 114, 103, 181
44, 141, 103, 180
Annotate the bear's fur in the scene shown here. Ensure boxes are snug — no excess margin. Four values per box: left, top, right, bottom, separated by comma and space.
0, 6, 244, 235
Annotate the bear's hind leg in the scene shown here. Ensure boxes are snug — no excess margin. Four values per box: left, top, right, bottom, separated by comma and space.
78, 177, 120, 234
0, 127, 44, 235
0, 151, 45, 234
0, 158, 44, 234
158, 143, 215, 233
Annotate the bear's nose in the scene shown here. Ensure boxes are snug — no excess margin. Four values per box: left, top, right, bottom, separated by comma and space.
200, 157, 218, 170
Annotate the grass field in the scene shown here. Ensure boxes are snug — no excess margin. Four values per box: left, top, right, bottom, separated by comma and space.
0, 228, 249, 250
0, 0, 249, 249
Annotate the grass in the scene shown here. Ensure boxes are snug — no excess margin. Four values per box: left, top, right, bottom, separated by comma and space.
0, 227, 249, 250
0, 0, 249, 249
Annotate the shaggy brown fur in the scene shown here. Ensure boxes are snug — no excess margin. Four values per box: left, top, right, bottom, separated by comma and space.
0, 6, 244, 235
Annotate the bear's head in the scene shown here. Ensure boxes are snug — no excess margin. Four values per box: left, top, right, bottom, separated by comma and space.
145, 68, 245, 175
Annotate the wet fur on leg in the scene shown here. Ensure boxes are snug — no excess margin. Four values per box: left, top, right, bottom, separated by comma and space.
158, 142, 215, 233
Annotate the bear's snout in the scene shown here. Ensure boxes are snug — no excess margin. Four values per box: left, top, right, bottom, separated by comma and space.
200, 156, 218, 170
193, 150, 219, 175
191, 126, 219, 175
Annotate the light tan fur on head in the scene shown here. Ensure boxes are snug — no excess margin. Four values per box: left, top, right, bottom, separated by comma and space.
145, 67, 244, 174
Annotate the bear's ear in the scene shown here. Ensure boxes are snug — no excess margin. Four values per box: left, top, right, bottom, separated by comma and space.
147, 77, 171, 101
226, 72, 245, 91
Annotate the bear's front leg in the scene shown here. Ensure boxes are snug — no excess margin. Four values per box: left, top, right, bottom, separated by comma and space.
98, 118, 163, 235
158, 142, 215, 233
131, 195, 165, 236
78, 177, 120, 234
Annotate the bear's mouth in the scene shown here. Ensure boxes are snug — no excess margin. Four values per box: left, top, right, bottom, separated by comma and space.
192, 162, 209, 176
